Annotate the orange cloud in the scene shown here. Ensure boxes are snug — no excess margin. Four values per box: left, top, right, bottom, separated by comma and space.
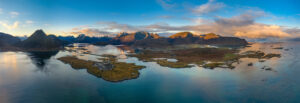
234, 24, 291, 38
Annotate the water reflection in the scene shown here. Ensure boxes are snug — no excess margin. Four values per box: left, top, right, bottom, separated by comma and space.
0, 42, 300, 103
26, 51, 58, 69
0, 52, 19, 70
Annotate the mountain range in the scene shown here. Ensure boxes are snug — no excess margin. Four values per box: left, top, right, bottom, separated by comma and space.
115, 31, 160, 42
0, 29, 248, 51
96, 31, 248, 47
58, 34, 112, 43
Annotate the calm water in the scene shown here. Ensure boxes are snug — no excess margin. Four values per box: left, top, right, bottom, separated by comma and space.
1, 42, 300, 103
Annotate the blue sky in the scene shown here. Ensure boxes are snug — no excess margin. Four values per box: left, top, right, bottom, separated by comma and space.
0, 0, 299, 38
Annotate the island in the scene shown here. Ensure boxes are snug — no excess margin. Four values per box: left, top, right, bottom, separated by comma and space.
58, 55, 145, 82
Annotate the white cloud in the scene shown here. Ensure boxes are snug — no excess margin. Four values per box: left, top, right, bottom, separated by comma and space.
0, 8, 3, 14
97, 21, 141, 32
192, 18, 212, 24
69, 28, 113, 37
65, 9, 292, 39
10, 11, 19, 17
193, 0, 225, 15
0, 21, 19, 30
156, 0, 176, 9
186, 13, 291, 38
25, 20, 34, 24
68, 19, 293, 39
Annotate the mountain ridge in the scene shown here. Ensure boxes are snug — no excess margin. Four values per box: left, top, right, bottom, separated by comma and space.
114, 31, 160, 43
19, 29, 64, 49
0, 32, 21, 47
1, 30, 249, 51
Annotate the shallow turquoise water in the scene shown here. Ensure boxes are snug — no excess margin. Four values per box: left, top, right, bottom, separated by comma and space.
0, 42, 300, 103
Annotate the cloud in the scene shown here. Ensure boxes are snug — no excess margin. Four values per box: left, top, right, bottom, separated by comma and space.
0, 8, 2, 14
97, 22, 187, 33
233, 24, 291, 38
157, 15, 173, 19
205, 11, 291, 38
66, 10, 292, 39
285, 28, 300, 37
0, 21, 19, 30
25, 20, 34, 24
156, 0, 176, 9
69, 28, 113, 37
97, 21, 142, 32
191, 17, 212, 24
194, 18, 206, 24
215, 10, 266, 27
150, 10, 290, 39
215, 15, 254, 26
146, 22, 291, 39
193, 0, 225, 15
69, 19, 293, 38
10, 11, 19, 17
185, 13, 290, 38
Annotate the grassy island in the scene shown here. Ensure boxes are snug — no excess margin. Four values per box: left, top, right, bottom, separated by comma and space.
129, 48, 281, 69
58, 55, 145, 82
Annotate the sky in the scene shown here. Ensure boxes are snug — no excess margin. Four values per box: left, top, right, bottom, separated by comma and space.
0, 0, 299, 38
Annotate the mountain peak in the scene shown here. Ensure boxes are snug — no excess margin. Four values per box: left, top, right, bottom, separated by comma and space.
31, 29, 47, 37
20, 30, 63, 49
115, 31, 160, 43
200, 33, 220, 40
78, 34, 86, 37
169, 32, 194, 39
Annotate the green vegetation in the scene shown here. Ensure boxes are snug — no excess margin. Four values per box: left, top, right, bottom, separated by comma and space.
223, 53, 239, 61
203, 62, 225, 69
130, 48, 238, 69
263, 54, 281, 59
156, 59, 192, 68
241, 51, 265, 58
129, 48, 281, 69
240, 51, 281, 59
58, 55, 145, 82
